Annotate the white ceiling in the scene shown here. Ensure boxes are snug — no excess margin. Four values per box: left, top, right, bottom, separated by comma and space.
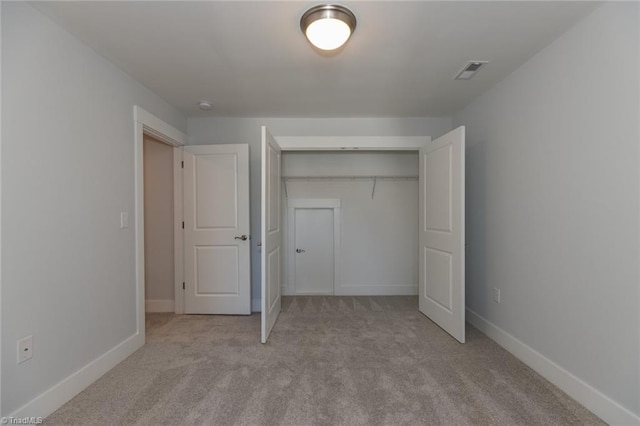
33, 1, 598, 118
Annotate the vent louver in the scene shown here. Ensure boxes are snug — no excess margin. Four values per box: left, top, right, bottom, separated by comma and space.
454, 61, 488, 80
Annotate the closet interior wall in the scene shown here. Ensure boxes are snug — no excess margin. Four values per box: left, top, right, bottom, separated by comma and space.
281, 151, 419, 296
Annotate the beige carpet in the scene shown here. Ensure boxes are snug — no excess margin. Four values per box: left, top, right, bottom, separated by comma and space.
45, 296, 603, 425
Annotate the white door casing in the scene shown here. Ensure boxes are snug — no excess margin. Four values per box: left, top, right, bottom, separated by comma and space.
261, 127, 282, 343
135, 106, 187, 335
183, 144, 251, 315
418, 126, 466, 343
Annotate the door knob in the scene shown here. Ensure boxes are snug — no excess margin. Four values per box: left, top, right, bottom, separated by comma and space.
234, 235, 248, 241
296, 248, 306, 253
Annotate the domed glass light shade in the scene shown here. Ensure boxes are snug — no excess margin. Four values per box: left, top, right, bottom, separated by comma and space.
300, 5, 357, 51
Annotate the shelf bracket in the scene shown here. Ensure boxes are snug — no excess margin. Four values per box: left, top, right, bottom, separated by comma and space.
371, 177, 377, 199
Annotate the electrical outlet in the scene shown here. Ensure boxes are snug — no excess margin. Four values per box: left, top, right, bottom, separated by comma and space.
120, 212, 129, 229
493, 288, 501, 304
17, 335, 33, 364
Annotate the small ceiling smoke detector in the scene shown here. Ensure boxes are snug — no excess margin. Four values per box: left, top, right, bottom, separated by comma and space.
301, 4, 357, 51
454, 61, 488, 80
198, 101, 213, 111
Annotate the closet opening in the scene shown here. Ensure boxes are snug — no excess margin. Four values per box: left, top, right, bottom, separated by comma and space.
260, 128, 465, 343
281, 151, 419, 297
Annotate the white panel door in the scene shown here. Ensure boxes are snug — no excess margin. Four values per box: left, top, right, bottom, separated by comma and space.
183, 144, 250, 315
418, 126, 465, 343
261, 127, 282, 343
294, 208, 334, 295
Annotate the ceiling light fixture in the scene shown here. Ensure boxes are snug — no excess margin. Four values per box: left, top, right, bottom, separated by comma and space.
198, 101, 213, 111
300, 4, 356, 51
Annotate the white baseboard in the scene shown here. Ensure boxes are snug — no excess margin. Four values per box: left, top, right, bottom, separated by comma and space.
10, 332, 144, 419
281, 286, 418, 297
252, 298, 261, 313
145, 299, 175, 313
335, 285, 417, 296
466, 309, 640, 426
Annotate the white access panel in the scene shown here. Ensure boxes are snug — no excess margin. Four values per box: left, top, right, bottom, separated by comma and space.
293, 208, 335, 295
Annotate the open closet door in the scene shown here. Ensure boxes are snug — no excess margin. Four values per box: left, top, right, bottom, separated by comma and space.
419, 126, 466, 343
261, 126, 282, 343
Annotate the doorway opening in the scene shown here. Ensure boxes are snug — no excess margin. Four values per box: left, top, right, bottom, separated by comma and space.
133, 106, 187, 339
143, 135, 175, 313
281, 152, 418, 297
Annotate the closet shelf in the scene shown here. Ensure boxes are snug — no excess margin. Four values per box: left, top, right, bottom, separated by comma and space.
282, 176, 418, 199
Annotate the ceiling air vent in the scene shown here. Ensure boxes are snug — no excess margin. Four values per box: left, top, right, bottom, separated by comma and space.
454, 61, 488, 80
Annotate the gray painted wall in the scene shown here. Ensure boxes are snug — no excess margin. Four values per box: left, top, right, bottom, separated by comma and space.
453, 3, 639, 416
1, 2, 186, 414
187, 117, 453, 309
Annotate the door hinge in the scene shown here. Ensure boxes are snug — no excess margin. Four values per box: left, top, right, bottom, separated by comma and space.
181, 161, 184, 168
183, 282, 185, 290
182, 221, 184, 229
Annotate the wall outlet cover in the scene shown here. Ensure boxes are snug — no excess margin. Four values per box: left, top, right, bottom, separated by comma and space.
493, 287, 501, 304
120, 212, 129, 229
17, 335, 33, 364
